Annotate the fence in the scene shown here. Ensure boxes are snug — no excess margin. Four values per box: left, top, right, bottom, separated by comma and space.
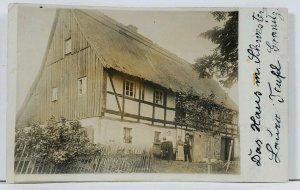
14, 145, 153, 174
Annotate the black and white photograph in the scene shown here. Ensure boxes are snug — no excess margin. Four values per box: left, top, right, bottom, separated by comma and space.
13, 6, 240, 177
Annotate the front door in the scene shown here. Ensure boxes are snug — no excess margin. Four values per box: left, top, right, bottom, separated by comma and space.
220, 137, 234, 161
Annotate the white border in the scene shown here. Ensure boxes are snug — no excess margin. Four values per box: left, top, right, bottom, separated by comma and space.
1, 0, 299, 187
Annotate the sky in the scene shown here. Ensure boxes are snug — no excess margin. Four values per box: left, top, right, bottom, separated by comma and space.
16, 6, 238, 111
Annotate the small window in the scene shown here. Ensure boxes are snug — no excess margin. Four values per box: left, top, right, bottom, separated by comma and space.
154, 90, 164, 105
125, 80, 135, 97
124, 127, 132, 143
65, 38, 72, 54
51, 87, 58, 101
154, 131, 161, 143
78, 77, 87, 95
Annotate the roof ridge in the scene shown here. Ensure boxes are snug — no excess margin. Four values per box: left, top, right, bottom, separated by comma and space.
77, 9, 193, 66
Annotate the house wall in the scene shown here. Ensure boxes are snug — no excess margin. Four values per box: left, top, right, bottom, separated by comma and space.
233, 137, 240, 160
191, 132, 239, 162
80, 116, 186, 150
79, 116, 234, 162
17, 10, 105, 126
105, 72, 176, 127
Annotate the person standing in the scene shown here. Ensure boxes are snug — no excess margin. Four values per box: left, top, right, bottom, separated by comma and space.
184, 136, 192, 162
166, 131, 174, 160
166, 140, 173, 161
161, 137, 169, 161
176, 136, 184, 161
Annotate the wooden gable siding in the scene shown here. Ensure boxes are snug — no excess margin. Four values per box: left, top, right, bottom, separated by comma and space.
18, 10, 104, 125
46, 10, 89, 64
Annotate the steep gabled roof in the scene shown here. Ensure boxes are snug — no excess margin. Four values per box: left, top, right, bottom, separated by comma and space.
72, 9, 238, 111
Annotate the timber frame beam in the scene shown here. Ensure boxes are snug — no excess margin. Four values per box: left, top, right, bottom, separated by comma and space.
108, 73, 122, 114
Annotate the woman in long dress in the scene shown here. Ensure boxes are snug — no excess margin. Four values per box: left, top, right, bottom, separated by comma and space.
176, 136, 184, 161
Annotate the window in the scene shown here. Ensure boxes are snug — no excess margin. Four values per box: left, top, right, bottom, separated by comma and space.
154, 131, 161, 143
154, 90, 164, 105
123, 127, 132, 143
78, 77, 87, 95
65, 38, 72, 54
125, 80, 135, 97
51, 87, 58, 101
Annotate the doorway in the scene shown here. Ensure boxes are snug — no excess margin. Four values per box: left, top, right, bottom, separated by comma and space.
220, 137, 234, 161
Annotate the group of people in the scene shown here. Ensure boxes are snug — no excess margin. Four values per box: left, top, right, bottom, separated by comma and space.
161, 134, 192, 162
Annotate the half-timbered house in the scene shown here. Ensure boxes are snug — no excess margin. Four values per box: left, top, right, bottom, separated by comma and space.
17, 9, 239, 161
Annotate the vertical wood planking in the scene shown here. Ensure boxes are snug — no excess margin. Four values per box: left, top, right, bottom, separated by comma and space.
97, 52, 101, 116
75, 52, 78, 119
92, 48, 96, 116
94, 55, 98, 116
21, 9, 103, 125
138, 80, 141, 122
86, 47, 90, 117
98, 58, 103, 116
102, 71, 107, 114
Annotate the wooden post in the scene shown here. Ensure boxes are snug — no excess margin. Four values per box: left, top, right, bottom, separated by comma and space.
163, 91, 167, 127
20, 150, 29, 174
30, 157, 37, 174
101, 69, 107, 116
152, 89, 155, 125
122, 79, 125, 120
25, 156, 33, 174
15, 144, 26, 173
225, 139, 233, 172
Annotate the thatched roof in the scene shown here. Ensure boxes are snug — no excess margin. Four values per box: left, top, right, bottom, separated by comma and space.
72, 9, 237, 111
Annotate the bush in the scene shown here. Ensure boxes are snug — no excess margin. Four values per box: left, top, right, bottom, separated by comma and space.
15, 116, 101, 167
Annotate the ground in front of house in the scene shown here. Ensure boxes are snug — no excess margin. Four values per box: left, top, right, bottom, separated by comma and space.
151, 159, 240, 174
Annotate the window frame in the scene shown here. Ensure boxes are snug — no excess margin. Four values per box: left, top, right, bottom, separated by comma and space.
78, 76, 87, 95
123, 127, 132, 144
154, 89, 164, 105
124, 80, 135, 98
65, 38, 72, 55
154, 131, 161, 143
51, 87, 58, 102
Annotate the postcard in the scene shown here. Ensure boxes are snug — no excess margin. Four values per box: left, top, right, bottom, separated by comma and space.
6, 4, 288, 183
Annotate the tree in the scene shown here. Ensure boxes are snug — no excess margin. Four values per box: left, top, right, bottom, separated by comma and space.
193, 11, 238, 88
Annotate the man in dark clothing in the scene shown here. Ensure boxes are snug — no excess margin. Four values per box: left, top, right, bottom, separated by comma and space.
166, 141, 173, 161
161, 137, 173, 162
161, 138, 169, 161
183, 136, 192, 162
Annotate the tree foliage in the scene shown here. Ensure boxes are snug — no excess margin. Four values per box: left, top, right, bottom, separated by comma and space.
175, 90, 235, 135
194, 11, 238, 88
15, 116, 102, 166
